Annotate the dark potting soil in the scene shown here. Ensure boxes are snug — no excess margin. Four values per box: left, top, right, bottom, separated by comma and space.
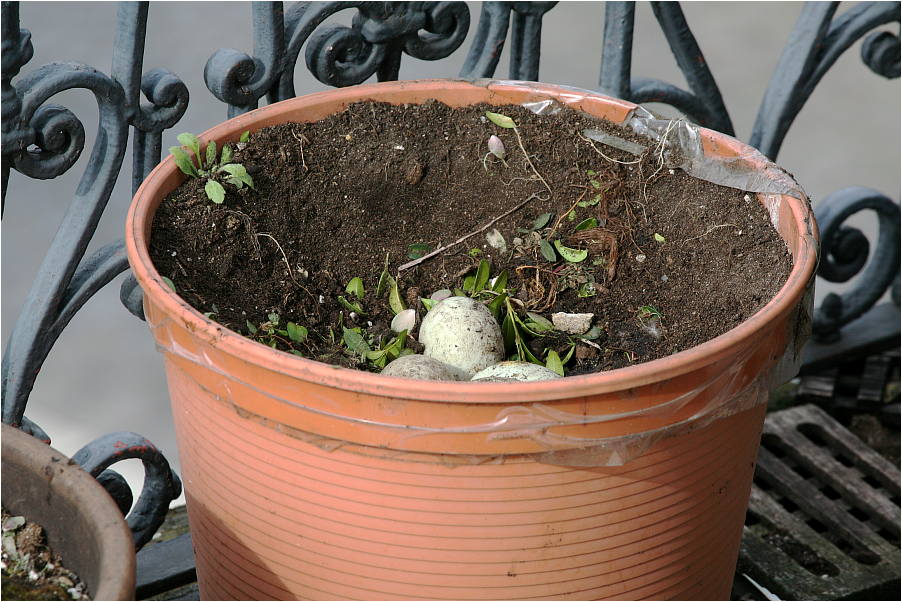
150, 101, 792, 375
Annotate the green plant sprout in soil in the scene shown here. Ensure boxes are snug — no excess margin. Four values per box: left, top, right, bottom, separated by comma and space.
150, 101, 791, 378
170, 131, 254, 204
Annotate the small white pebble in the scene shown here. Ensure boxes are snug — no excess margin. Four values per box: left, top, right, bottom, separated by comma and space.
661, 275, 669, 282
367, 320, 373, 327
45, 563, 54, 570
668, 169, 675, 175
737, 230, 743, 235
743, 194, 752, 203
635, 254, 646, 263
170, 251, 177, 257
318, 295, 325, 304
236, 142, 247, 151
349, 312, 357, 320
29, 570, 39, 580
393, 144, 405, 150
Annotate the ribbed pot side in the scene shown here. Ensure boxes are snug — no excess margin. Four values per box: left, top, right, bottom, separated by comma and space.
127, 80, 818, 600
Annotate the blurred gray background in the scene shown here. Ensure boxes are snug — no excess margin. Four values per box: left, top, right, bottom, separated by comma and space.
3, 2, 899, 506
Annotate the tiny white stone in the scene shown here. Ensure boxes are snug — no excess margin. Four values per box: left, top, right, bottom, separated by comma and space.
551, 312, 594, 335
738, 230, 743, 235
636, 254, 646, 263
367, 320, 373, 327
668, 169, 675, 175
393, 144, 405, 150
512, 237, 523, 246
743, 194, 752, 203
29, 570, 39, 581
349, 312, 357, 320
318, 295, 325, 304
170, 251, 177, 257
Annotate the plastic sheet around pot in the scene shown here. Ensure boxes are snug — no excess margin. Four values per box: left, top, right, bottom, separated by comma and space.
129, 79, 818, 468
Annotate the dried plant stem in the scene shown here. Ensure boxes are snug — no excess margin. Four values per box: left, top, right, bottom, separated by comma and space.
683, 223, 738, 242
398, 193, 545, 272
257, 233, 297, 283
513, 126, 552, 196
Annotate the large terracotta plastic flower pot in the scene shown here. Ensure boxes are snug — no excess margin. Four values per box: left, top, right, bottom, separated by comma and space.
126, 80, 817, 600
1, 424, 136, 600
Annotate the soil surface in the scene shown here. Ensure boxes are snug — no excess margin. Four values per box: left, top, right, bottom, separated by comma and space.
1, 510, 88, 600
150, 101, 792, 375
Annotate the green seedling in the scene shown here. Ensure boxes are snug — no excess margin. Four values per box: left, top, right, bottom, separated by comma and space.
364, 331, 411, 369
637, 305, 664, 321
574, 217, 598, 231
246, 312, 307, 354
169, 131, 254, 204
540, 239, 557, 262
468, 247, 483, 257
161, 276, 176, 292
337, 295, 365, 315
345, 277, 365, 299
654, 233, 666, 243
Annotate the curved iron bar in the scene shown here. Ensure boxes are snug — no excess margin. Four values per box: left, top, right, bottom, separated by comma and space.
72, 432, 183, 550
812, 187, 901, 343
1, 0, 183, 545
751, 1, 900, 160
599, 1, 733, 135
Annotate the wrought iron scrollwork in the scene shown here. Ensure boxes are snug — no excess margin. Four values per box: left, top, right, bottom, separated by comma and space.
205, 1, 470, 117
751, 1, 900, 160
813, 187, 901, 343
1, 0, 183, 546
72, 432, 183, 550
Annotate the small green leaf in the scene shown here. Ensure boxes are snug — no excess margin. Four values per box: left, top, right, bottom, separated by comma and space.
590, 179, 601, 189
462, 275, 476, 293
337, 296, 364, 314
389, 278, 406, 315
532, 212, 553, 230
246, 320, 258, 335
468, 247, 482, 257
561, 344, 576, 365
346, 277, 365, 299
501, 310, 517, 354
554, 240, 588, 263
485, 111, 517, 129
220, 163, 247, 177
287, 322, 308, 343
487, 292, 507, 321
177, 133, 201, 166
421, 298, 436, 311
580, 325, 604, 340
376, 269, 390, 297
161, 277, 176, 292
578, 195, 601, 208
545, 350, 564, 376
577, 282, 597, 298
407, 243, 431, 260
491, 270, 509, 293
574, 217, 598, 231
205, 180, 226, 204
540, 239, 557, 262
654, 233, 666, 243
586, 169, 597, 176
525, 312, 554, 333
205, 140, 217, 169
268, 312, 279, 325
239, 130, 250, 143
225, 176, 245, 190
221, 144, 233, 164
452, 288, 467, 297
169, 147, 198, 177
342, 327, 370, 354
474, 259, 491, 292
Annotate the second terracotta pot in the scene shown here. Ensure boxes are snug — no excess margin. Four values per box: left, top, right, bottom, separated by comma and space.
127, 80, 818, 599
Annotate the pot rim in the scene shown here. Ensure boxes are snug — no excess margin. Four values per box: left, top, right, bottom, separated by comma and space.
126, 78, 818, 403
1, 424, 136, 600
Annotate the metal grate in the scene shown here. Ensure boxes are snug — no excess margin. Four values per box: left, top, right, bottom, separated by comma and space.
738, 404, 901, 600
